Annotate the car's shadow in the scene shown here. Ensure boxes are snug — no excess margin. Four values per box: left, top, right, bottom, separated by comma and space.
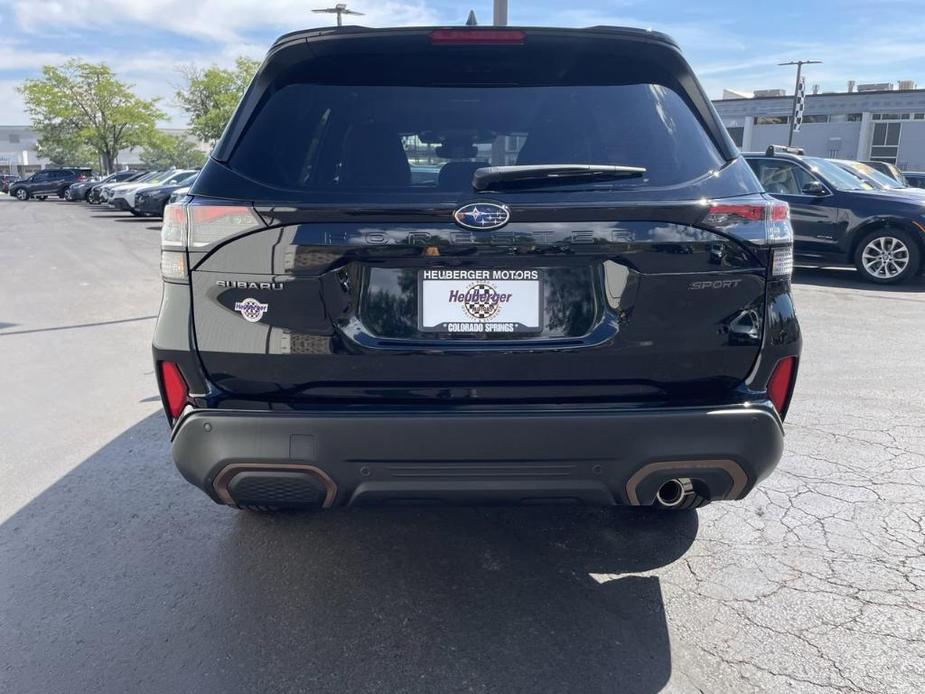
793, 265, 925, 292
0, 413, 696, 693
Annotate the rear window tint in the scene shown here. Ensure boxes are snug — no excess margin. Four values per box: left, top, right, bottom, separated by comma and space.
228, 82, 723, 199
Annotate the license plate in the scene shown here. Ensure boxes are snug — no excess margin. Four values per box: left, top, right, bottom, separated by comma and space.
419, 269, 543, 334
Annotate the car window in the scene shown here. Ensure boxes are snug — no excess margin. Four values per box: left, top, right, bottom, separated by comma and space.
33, 172, 50, 182
164, 172, 192, 185
228, 82, 724, 199
839, 161, 900, 189
805, 157, 877, 191
748, 159, 816, 195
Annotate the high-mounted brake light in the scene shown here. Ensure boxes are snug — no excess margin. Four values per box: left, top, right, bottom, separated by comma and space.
430, 29, 525, 44
159, 361, 189, 420
767, 356, 797, 417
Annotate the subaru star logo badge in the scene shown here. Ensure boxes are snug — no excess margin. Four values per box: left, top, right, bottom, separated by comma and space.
453, 202, 510, 231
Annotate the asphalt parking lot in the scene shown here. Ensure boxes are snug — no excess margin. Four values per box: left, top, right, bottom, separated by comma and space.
1, 195, 923, 693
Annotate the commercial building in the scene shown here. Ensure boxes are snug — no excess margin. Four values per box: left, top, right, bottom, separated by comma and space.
713, 84, 925, 170
0, 125, 205, 175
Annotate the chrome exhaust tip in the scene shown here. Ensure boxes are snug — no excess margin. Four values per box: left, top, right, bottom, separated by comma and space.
655, 477, 693, 508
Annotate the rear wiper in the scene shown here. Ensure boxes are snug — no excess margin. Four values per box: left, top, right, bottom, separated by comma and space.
472, 164, 646, 191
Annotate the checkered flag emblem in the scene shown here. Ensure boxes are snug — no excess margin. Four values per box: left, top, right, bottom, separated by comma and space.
793, 77, 806, 132
463, 284, 502, 320
234, 298, 269, 322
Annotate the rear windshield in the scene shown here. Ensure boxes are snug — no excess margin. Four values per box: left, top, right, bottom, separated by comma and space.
228, 82, 723, 199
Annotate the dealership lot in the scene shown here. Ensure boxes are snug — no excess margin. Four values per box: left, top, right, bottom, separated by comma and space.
0, 197, 923, 692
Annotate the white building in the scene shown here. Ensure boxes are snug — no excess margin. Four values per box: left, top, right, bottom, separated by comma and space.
0, 125, 205, 175
713, 84, 925, 170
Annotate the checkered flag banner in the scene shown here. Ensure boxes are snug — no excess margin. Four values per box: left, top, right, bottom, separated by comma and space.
793, 77, 806, 132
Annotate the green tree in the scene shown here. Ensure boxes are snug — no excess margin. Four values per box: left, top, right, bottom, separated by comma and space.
139, 132, 207, 170
175, 57, 259, 145
32, 121, 97, 168
19, 60, 164, 173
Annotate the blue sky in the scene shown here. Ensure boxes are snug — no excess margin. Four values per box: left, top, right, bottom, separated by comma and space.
3, 0, 924, 126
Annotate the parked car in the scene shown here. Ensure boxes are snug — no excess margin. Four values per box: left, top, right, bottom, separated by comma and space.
155, 25, 801, 513
746, 146, 924, 283
9, 168, 92, 200
67, 169, 141, 202
89, 171, 147, 204
107, 170, 192, 212
862, 160, 907, 185
902, 171, 925, 189
831, 159, 925, 198
100, 170, 162, 205
1, 174, 20, 193
122, 169, 197, 215
133, 172, 198, 217
167, 185, 192, 205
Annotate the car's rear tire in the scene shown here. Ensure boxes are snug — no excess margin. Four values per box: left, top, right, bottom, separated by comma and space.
14, 188, 29, 200
854, 228, 921, 284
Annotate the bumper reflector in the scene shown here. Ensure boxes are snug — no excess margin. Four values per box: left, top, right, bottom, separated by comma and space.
768, 357, 796, 416
159, 361, 189, 419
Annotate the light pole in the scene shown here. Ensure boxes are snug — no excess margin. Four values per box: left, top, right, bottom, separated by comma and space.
493, 0, 508, 26
779, 59, 822, 146
312, 3, 364, 26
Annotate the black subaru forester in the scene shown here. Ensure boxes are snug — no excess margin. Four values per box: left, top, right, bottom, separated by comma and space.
154, 25, 800, 512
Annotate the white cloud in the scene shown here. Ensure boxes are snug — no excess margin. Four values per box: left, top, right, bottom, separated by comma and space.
15, 0, 440, 42
0, 80, 28, 124
6, 3, 925, 124
0, 40, 263, 126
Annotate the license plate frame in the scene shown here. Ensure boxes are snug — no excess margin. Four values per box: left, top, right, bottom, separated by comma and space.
418, 269, 544, 335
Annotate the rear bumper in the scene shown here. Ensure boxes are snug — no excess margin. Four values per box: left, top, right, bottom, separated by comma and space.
170, 403, 785, 509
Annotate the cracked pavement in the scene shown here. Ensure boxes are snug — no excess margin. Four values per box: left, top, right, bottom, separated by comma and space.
1, 197, 923, 693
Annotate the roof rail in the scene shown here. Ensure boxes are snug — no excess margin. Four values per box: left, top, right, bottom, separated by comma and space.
766, 145, 805, 156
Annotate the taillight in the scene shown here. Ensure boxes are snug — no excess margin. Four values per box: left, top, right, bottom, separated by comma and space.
767, 357, 797, 416
159, 361, 189, 420
700, 195, 793, 277
430, 29, 525, 44
188, 205, 263, 247
161, 203, 188, 248
160, 201, 264, 281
